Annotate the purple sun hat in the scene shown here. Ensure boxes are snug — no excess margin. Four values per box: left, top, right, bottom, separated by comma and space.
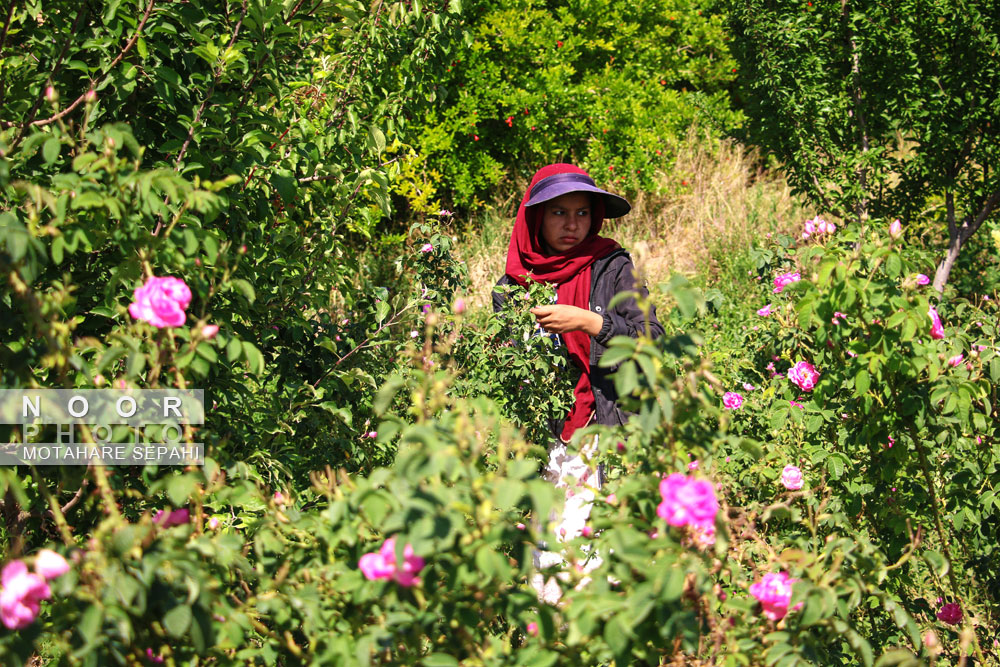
524, 172, 631, 218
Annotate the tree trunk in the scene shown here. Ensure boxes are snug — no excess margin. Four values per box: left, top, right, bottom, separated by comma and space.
933, 235, 963, 292
933, 190, 1000, 292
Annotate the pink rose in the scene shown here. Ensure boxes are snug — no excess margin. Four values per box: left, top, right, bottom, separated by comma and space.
201, 324, 220, 339
359, 538, 425, 587
780, 465, 803, 490
453, 298, 466, 314
772, 272, 801, 294
787, 361, 820, 391
420, 243, 433, 253
742, 383, 755, 391
273, 491, 287, 505
34, 550, 69, 580
526, 621, 539, 636
723, 392, 743, 409
154, 508, 190, 527
936, 602, 962, 625
750, 571, 796, 621
889, 218, 903, 240
0, 560, 52, 630
756, 304, 773, 316
947, 353, 964, 367
359, 552, 393, 581
928, 307, 945, 339
915, 273, 930, 285
207, 517, 220, 530
802, 219, 815, 238
129, 276, 192, 328
657, 474, 718, 534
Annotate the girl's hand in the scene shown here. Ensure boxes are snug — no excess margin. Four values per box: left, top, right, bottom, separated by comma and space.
530, 305, 604, 336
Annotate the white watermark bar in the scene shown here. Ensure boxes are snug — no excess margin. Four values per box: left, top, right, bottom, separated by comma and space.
0, 443, 204, 466
0, 389, 204, 425
1, 390, 205, 465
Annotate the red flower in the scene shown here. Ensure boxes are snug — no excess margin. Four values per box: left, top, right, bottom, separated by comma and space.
556, 40, 563, 48
505, 116, 513, 127
473, 135, 479, 141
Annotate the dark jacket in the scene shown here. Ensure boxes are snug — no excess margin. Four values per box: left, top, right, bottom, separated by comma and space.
492, 248, 665, 434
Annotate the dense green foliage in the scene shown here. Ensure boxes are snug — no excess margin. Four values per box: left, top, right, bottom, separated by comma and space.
403, 0, 740, 209
720, 0, 1000, 290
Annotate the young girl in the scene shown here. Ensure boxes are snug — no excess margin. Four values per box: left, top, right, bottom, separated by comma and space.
492, 162, 664, 603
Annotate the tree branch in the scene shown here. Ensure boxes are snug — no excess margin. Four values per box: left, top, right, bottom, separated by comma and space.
961, 188, 1000, 243
2, 2, 89, 130
21, 0, 155, 131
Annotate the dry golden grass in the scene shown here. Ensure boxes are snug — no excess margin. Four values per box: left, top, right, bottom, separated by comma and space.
454, 127, 808, 311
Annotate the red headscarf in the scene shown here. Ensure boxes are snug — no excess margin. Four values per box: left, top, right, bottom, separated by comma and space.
504, 163, 621, 442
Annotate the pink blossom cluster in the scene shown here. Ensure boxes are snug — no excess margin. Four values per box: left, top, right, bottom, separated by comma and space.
129, 276, 192, 328
1, 550, 71, 629
756, 304, 773, 317
787, 361, 820, 391
359, 537, 425, 587
772, 272, 801, 294
928, 307, 945, 339
657, 474, 718, 546
802, 216, 835, 239
723, 391, 743, 409
749, 571, 797, 620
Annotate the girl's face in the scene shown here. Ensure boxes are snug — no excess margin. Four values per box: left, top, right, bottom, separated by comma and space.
539, 192, 592, 254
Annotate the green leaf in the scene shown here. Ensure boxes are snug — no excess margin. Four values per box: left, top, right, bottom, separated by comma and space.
163, 604, 192, 637
422, 655, 459, 667
242, 341, 265, 374
43, 137, 60, 164
374, 375, 405, 415
474, 545, 509, 580
230, 278, 255, 304
604, 613, 631, 658
855, 369, 870, 396
78, 604, 103, 642
370, 126, 386, 154
167, 474, 196, 506
226, 337, 242, 362
271, 169, 296, 201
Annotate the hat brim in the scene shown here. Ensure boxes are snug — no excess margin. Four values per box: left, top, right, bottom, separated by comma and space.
525, 180, 631, 219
